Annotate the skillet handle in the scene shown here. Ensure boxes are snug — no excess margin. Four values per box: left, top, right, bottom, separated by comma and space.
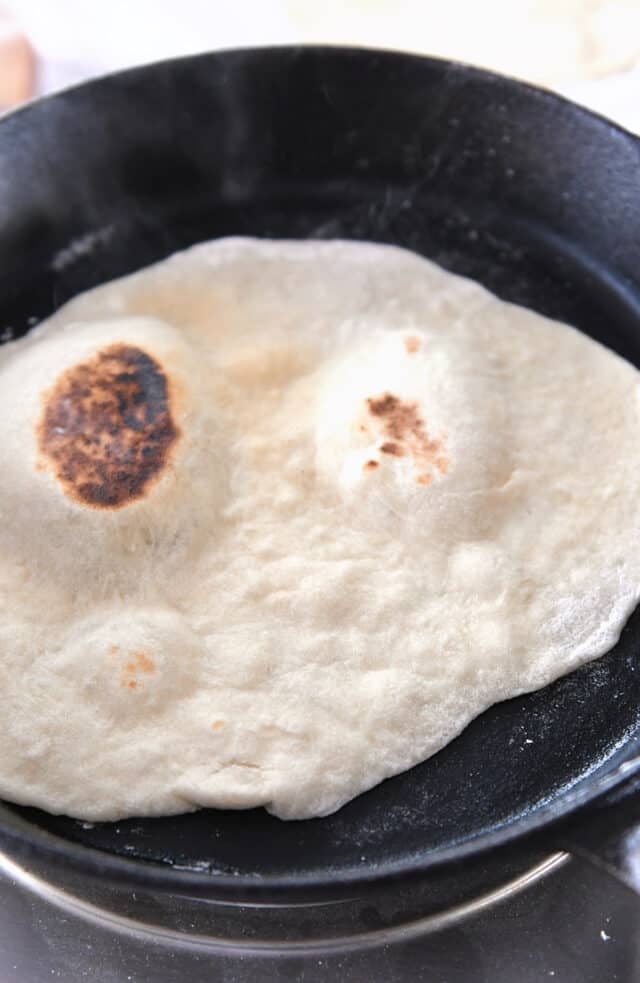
555, 771, 640, 894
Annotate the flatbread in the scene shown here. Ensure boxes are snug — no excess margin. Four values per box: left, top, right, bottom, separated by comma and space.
0, 237, 638, 821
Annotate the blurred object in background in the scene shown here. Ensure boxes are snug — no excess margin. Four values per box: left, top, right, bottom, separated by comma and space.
564, 61, 640, 134
287, 0, 640, 86
5, 0, 297, 96
0, 3, 34, 108
1, 0, 640, 132
6, 0, 640, 91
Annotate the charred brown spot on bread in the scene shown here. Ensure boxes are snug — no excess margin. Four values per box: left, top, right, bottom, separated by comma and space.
37, 344, 180, 508
120, 649, 155, 689
364, 459, 379, 470
366, 391, 449, 480
380, 441, 403, 456
367, 393, 424, 443
133, 651, 155, 673
367, 393, 400, 419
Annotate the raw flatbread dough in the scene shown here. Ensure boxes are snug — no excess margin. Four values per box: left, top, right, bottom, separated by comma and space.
0, 237, 638, 821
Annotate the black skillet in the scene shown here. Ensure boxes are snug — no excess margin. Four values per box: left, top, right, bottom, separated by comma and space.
1, 46, 640, 910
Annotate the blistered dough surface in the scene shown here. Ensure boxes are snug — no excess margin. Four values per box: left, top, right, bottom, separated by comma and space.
0, 237, 638, 821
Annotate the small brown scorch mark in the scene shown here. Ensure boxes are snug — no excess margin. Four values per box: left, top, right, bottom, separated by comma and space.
404, 336, 421, 354
132, 651, 155, 673
120, 649, 156, 690
364, 459, 379, 470
211, 719, 225, 731
380, 441, 403, 456
36, 343, 180, 509
366, 391, 449, 483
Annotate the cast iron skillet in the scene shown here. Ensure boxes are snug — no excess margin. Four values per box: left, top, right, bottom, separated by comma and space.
1, 46, 640, 907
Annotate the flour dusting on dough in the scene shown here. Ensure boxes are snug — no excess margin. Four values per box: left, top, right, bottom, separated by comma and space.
0, 237, 638, 822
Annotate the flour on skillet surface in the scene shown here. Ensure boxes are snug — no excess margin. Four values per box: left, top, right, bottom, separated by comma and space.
0, 237, 638, 821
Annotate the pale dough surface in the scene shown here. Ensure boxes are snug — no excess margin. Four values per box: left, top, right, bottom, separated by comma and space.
0, 237, 639, 821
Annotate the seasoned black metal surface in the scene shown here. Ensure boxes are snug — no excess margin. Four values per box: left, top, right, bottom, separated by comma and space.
1, 47, 640, 897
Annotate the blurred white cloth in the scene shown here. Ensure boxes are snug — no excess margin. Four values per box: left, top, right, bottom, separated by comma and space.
563, 65, 640, 133
5, 0, 640, 133
9, 0, 297, 94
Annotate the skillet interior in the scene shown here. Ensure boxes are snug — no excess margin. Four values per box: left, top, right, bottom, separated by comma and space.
1, 46, 640, 887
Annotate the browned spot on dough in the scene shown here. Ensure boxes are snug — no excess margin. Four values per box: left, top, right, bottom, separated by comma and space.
417, 473, 433, 485
380, 441, 403, 456
366, 391, 449, 481
120, 649, 155, 689
364, 459, 379, 470
367, 393, 400, 420
404, 336, 421, 354
36, 344, 180, 509
211, 719, 225, 731
108, 644, 120, 657
133, 651, 155, 673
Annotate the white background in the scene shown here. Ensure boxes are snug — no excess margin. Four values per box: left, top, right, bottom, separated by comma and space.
3, 0, 640, 133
